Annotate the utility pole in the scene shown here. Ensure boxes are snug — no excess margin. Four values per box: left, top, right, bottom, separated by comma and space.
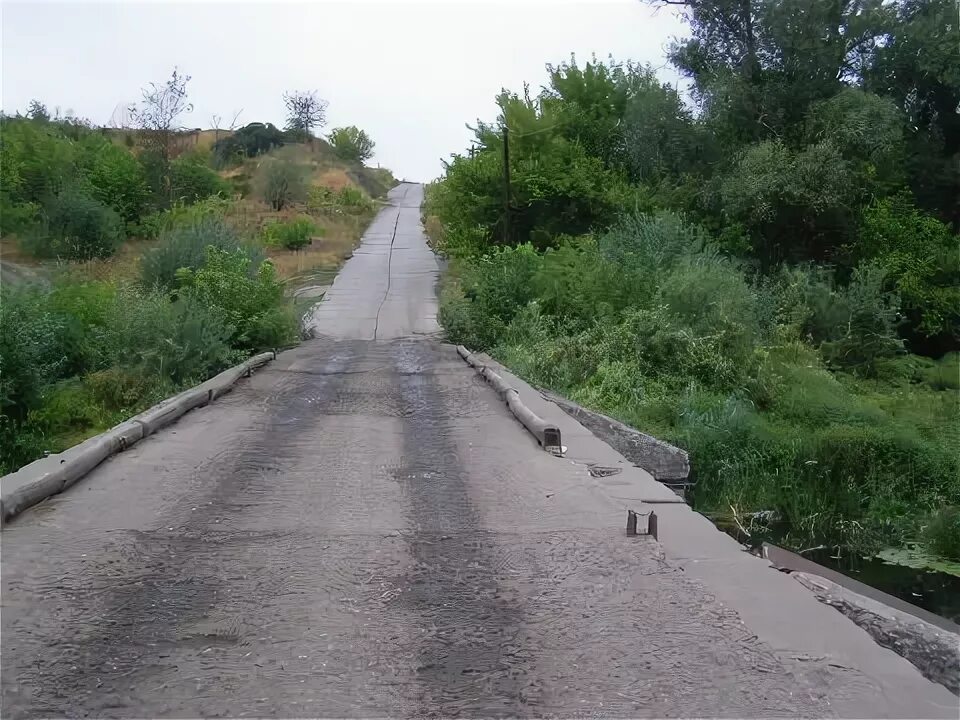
502, 126, 511, 244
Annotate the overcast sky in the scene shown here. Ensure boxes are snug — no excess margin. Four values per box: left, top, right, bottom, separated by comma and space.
2, 0, 686, 180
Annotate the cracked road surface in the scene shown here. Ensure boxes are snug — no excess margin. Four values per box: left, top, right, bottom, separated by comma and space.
2, 184, 956, 718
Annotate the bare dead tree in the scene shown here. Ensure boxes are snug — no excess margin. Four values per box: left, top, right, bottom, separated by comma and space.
211, 109, 243, 142
129, 68, 193, 201
283, 90, 328, 140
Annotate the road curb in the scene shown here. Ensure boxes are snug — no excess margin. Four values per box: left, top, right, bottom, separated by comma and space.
455, 345, 562, 453
0, 350, 277, 524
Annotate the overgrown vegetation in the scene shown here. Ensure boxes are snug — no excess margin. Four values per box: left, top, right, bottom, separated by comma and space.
429, 0, 960, 561
261, 217, 321, 250
1, 73, 391, 475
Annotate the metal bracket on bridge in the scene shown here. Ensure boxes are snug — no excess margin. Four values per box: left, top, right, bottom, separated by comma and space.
626, 509, 658, 539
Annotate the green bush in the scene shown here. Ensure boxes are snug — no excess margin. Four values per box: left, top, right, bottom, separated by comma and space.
439, 243, 542, 349
307, 185, 375, 215
0, 283, 79, 470
46, 279, 118, 376
262, 217, 322, 250
432, 91, 630, 252
135, 195, 233, 238
31, 187, 125, 260
858, 196, 960, 353
28, 379, 107, 440
177, 247, 296, 351
93, 285, 241, 384
141, 215, 260, 288
0, 286, 68, 424
0, 116, 75, 225
78, 136, 150, 222
170, 155, 229, 204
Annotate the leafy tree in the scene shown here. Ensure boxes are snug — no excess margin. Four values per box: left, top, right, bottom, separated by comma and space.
804, 89, 906, 195
718, 140, 860, 266
212, 122, 285, 166
864, 0, 960, 227
328, 126, 375, 163
283, 90, 328, 140
544, 57, 632, 170
436, 89, 629, 250
661, 0, 890, 144
26, 100, 49, 122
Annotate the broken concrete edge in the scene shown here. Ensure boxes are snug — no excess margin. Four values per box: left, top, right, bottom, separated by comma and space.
792, 571, 960, 696
455, 345, 561, 453
0, 350, 278, 525
542, 389, 690, 483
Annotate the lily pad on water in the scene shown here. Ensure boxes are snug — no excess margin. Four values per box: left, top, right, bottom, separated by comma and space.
877, 545, 960, 577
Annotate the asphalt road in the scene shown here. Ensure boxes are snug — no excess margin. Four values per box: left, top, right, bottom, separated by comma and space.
1, 184, 956, 718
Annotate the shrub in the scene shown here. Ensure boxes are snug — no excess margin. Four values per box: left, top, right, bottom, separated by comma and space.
0, 286, 68, 424
141, 215, 261, 288
256, 158, 307, 211
858, 196, 960, 354
78, 136, 150, 222
803, 263, 904, 375
46, 279, 118, 376
0, 285, 72, 471
84, 366, 163, 413
28, 379, 106, 440
93, 285, 241, 384
262, 217, 322, 250
170, 155, 229, 204
177, 247, 297, 350
0, 116, 75, 215
328, 126, 375, 163
32, 187, 124, 260
135, 195, 233, 238
440, 244, 542, 349
436, 135, 627, 251
306, 185, 375, 215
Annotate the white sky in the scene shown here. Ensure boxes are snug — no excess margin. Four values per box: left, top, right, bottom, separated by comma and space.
1, 0, 686, 181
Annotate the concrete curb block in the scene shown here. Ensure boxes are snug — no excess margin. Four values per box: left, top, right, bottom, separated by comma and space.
456, 345, 561, 453
543, 389, 691, 490
0, 351, 277, 524
132, 388, 210, 437
792, 571, 960, 695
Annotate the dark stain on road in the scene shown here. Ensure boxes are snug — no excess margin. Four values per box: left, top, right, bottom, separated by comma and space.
389, 340, 532, 717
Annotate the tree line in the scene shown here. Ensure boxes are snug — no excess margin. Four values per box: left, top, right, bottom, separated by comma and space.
428, 0, 960, 560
